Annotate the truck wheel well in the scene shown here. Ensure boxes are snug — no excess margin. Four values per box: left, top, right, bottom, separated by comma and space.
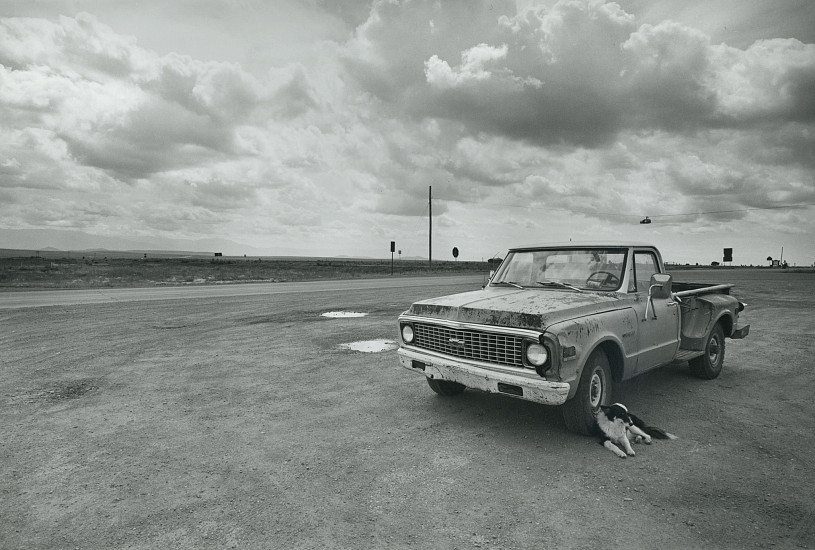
597, 341, 625, 383
718, 315, 733, 337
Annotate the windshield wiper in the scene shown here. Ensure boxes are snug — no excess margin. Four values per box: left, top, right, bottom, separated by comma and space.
491, 281, 524, 289
536, 280, 584, 293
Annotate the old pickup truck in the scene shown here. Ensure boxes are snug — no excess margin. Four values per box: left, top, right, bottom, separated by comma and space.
397, 243, 749, 435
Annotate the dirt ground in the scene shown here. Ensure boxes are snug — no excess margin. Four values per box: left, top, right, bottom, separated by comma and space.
1, 269, 813, 549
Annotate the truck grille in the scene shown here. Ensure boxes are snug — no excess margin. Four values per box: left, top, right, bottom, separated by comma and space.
412, 323, 525, 368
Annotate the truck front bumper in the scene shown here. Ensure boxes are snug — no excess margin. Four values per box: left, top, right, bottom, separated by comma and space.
397, 347, 571, 406
731, 324, 750, 339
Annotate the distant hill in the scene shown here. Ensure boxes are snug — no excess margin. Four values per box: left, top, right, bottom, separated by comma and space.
0, 248, 214, 259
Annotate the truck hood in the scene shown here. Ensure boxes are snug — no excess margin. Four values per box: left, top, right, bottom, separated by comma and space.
405, 287, 624, 331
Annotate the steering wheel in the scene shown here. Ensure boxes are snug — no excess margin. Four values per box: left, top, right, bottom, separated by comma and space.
585, 271, 620, 288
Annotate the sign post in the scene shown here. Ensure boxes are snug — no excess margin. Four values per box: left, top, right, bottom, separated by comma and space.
390, 241, 395, 275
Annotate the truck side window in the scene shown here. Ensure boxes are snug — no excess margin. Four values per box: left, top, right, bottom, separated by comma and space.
634, 252, 659, 293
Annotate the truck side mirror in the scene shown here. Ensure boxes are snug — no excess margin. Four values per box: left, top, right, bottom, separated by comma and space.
649, 273, 672, 299
483, 270, 497, 289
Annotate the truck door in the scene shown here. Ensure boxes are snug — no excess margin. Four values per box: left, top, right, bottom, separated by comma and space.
632, 250, 680, 373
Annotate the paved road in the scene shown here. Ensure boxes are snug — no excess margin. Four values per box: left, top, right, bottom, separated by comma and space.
0, 275, 485, 309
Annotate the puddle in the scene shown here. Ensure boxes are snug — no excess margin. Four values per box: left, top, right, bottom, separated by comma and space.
6, 378, 103, 406
321, 311, 368, 318
339, 340, 398, 353
43, 379, 101, 400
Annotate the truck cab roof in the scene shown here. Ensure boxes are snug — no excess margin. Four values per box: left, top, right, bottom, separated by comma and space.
507, 241, 658, 252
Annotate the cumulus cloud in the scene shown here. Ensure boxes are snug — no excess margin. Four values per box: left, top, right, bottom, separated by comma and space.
621, 21, 717, 128
710, 38, 815, 123
0, 13, 141, 76
0, 13, 321, 185
268, 65, 319, 120
425, 43, 510, 88
342, 0, 815, 147
340, 0, 516, 101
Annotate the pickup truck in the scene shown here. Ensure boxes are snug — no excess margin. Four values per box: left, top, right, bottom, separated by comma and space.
396, 243, 749, 435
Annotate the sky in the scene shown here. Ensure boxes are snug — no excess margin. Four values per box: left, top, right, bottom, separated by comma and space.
1, 0, 814, 265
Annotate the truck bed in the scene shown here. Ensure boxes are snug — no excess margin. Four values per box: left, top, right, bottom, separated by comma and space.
672, 281, 733, 297
672, 284, 741, 351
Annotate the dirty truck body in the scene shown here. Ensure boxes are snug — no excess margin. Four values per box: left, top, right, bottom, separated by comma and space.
397, 243, 750, 434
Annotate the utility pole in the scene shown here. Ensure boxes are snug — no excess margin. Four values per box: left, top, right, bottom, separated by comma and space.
428, 185, 432, 265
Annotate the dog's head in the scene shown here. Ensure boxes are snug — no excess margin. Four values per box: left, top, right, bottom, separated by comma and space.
600, 403, 633, 426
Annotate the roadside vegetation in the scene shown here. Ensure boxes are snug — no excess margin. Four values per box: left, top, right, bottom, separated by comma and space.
0, 254, 493, 289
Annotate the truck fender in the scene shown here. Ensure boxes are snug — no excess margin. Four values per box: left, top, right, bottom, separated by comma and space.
546, 311, 636, 399
681, 294, 739, 349
557, 338, 627, 400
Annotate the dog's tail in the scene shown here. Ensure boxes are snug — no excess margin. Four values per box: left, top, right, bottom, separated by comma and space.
643, 426, 678, 440
629, 412, 678, 440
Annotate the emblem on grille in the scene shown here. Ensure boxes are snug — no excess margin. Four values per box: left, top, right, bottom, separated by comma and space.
448, 338, 466, 348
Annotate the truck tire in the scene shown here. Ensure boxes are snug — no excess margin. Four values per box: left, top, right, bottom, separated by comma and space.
562, 349, 612, 435
689, 323, 725, 379
426, 377, 466, 396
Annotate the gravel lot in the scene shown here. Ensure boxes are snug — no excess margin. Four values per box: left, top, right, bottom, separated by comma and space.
1, 270, 813, 549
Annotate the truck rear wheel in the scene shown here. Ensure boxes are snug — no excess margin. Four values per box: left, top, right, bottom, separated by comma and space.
689, 323, 725, 379
426, 377, 466, 396
562, 349, 612, 435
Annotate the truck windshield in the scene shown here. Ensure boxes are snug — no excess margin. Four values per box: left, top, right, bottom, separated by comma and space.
491, 248, 627, 291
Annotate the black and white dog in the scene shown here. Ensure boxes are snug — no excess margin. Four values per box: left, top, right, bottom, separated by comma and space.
595, 403, 677, 458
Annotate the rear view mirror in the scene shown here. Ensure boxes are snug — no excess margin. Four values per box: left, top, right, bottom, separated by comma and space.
649, 273, 672, 299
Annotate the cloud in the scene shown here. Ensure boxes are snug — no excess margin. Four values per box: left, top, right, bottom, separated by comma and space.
185, 177, 258, 211
0, 13, 323, 184
425, 43, 510, 88
136, 52, 269, 123
621, 21, 717, 128
710, 38, 815, 124
268, 65, 319, 120
343, 0, 637, 145
340, 0, 815, 148
340, 0, 516, 101
0, 13, 141, 76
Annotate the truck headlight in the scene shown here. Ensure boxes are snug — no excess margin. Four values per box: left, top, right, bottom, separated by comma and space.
525, 343, 548, 367
401, 324, 414, 344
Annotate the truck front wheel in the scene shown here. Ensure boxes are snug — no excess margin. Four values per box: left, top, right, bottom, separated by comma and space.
562, 349, 612, 435
689, 323, 725, 379
426, 377, 466, 396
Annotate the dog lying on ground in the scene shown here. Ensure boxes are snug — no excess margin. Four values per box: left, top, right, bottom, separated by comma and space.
595, 403, 677, 458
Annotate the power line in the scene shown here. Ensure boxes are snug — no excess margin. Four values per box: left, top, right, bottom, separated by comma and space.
646, 203, 815, 218
431, 197, 815, 220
